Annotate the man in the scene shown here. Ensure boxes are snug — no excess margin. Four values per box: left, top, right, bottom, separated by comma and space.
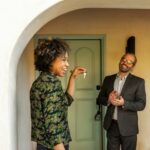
97, 53, 146, 150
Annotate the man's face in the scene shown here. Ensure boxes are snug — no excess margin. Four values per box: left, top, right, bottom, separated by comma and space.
119, 53, 135, 73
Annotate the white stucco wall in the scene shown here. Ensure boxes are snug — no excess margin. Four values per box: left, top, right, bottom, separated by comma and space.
0, 1, 63, 149
1, 0, 150, 150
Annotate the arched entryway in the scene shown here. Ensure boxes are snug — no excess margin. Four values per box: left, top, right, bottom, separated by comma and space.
14, 2, 106, 150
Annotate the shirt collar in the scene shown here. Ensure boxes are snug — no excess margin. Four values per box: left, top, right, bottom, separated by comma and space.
40, 71, 58, 82
116, 73, 129, 80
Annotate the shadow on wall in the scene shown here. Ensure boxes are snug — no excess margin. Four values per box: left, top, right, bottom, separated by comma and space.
16, 45, 35, 150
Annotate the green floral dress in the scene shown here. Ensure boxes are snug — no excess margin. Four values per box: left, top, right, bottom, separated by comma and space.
30, 72, 73, 149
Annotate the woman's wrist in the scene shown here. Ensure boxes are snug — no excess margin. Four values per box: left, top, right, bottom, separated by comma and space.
70, 73, 76, 79
54, 143, 65, 150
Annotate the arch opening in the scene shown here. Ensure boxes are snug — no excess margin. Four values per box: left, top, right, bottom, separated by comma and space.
15, 2, 103, 150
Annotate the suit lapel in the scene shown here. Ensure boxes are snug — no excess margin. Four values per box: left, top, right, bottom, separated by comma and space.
109, 74, 117, 110
110, 74, 117, 91
121, 73, 132, 96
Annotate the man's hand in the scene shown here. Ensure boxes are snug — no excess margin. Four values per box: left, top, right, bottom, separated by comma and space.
112, 96, 125, 106
108, 91, 124, 106
108, 90, 118, 104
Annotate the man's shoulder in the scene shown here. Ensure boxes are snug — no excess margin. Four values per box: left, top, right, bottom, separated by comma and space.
129, 73, 145, 82
129, 73, 144, 80
103, 74, 117, 83
104, 74, 117, 79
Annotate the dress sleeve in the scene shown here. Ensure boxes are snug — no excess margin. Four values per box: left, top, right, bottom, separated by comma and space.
65, 91, 74, 106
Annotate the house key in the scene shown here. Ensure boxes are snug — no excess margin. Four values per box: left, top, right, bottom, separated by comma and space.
83, 72, 87, 79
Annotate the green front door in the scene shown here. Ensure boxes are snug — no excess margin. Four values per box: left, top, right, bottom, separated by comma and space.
61, 38, 104, 150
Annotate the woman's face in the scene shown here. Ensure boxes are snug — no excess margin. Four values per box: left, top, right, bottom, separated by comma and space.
51, 52, 69, 77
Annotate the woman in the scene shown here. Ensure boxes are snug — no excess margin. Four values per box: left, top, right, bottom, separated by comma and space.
30, 38, 86, 150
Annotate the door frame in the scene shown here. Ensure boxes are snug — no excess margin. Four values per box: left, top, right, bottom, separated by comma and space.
34, 34, 106, 150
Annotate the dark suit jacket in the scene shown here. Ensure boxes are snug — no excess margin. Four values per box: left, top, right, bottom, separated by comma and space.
97, 73, 146, 136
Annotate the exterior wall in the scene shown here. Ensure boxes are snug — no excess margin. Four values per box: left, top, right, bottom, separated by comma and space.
0, 0, 63, 150
1, 0, 150, 150
26, 8, 150, 150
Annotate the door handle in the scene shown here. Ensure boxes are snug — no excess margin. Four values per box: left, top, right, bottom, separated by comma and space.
95, 105, 102, 121
95, 85, 102, 121
96, 85, 101, 90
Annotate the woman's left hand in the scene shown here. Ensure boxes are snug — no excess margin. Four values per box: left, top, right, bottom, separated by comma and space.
67, 66, 87, 96
70, 66, 87, 78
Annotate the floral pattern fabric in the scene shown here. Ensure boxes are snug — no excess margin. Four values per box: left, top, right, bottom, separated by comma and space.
30, 72, 73, 149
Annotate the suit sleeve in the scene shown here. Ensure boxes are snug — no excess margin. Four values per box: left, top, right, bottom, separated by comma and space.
123, 79, 146, 111
97, 77, 109, 106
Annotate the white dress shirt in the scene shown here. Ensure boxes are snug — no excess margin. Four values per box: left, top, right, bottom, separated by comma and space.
112, 74, 128, 120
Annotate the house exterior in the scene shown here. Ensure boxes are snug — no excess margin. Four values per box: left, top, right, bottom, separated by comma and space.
0, 0, 150, 150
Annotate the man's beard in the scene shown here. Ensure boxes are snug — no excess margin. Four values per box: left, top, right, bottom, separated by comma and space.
119, 64, 130, 73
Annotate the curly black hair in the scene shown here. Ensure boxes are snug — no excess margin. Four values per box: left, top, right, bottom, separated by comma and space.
34, 38, 70, 72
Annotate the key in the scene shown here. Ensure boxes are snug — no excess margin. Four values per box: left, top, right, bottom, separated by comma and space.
83, 72, 86, 79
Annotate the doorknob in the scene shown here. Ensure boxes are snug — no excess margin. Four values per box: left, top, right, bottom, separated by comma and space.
96, 85, 101, 90
95, 105, 102, 121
